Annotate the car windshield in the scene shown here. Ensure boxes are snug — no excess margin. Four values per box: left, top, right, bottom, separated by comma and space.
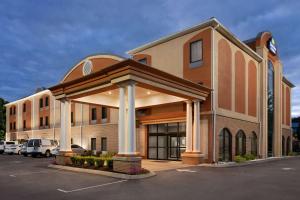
6, 142, 15, 145
71, 144, 80, 148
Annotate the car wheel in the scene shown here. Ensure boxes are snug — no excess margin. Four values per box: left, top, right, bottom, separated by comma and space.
18, 150, 21, 155
45, 150, 51, 158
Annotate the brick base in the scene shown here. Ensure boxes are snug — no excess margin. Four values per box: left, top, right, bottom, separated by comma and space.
55, 151, 75, 166
181, 152, 205, 165
113, 155, 142, 174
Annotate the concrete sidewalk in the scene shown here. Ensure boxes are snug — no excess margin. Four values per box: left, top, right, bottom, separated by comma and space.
142, 159, 191, 172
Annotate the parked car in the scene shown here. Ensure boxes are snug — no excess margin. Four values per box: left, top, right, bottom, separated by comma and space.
0, 141, 4, 154
3, 141, 19, 154
51, 144, 87, 156
20, 142, 28, 156
27, 139, 58, 157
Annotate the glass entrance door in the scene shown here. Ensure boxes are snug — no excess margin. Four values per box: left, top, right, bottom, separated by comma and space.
147, 122, 186, 161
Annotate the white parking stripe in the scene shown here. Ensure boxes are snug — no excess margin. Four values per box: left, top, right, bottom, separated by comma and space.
176, 169, 197, 173
57, 180, 128, 193
9, 171, 51, 177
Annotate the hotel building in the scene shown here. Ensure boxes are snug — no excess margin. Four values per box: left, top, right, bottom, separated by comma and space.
5, 18, 294, 170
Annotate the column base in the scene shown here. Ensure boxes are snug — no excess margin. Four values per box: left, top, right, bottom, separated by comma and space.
113, 155, 142, 174
181, 152, 205, 165
55, 151, 75, 166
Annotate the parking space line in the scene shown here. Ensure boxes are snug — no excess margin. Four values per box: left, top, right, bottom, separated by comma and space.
9, 171, 51, 177
57, 180, 128, 193
176, 169, 197, 173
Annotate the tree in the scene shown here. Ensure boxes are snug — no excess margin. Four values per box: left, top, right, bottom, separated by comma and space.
0, 98, 8, 140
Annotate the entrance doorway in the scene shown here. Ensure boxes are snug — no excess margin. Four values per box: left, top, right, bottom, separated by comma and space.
147, 122, 186, 160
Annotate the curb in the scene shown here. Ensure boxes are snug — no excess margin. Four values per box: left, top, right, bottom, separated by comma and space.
199, 156, 300, 168
48, 164, 156, 179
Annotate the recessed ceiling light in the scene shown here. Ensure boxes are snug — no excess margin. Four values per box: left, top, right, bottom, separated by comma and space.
108, 91, 112, 95
147, 91, 151, 95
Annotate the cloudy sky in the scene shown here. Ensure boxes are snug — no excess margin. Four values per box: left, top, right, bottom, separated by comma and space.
0, 0, 299, 116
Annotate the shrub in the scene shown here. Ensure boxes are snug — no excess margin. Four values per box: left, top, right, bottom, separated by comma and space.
288, 152, 298, 156
85, 156, 95, 167
94, 157, 104, 168
71, 156, 85, 167
244, 154, 256, 161
234, 155, 247, 163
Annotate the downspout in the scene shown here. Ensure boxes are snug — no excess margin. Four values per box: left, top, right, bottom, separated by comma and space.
80, 103, 83, 147
212, 24, 219, 163
53, 99, 56, 140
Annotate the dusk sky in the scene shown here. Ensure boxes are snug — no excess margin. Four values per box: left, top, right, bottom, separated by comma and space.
0, 0, 300, 116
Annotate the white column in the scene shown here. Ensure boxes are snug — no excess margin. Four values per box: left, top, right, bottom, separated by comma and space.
186, 100, 193, 152
59, 99, 72, 152
126, 82, 136, 154
118, 86, 126, 154
193, 100, 201, 152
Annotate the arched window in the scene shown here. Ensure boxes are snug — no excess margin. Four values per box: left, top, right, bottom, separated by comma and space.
236, 130, 246, 156
282, 136, 285, 156
268, 60, 275, 157
219, 128, 232, 162
251, 132, 258, 156
287, 136, 291, 155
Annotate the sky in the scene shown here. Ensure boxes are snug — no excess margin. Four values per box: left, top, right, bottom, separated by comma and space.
0, 0, 300, 116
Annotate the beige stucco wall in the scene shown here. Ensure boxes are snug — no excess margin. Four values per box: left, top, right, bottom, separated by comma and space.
132, 28, 211, 78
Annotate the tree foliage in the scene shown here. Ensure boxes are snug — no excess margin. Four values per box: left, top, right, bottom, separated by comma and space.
0, 98, 8, 140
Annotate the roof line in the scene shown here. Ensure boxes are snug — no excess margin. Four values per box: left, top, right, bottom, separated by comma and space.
127, 17, 263, 62
5, 89, 51, 106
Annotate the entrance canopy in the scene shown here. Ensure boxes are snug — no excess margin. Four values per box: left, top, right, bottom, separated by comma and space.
50, 58, 210, 106
49, 54, 211, 161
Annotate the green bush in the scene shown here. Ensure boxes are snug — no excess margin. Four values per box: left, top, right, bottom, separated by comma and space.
234, 155, 247, 163
85, 156, 95, 167
244, 154, 256, 161
71, 156, 85, 167
70, 152, 115, 170
288, 152, 298, 156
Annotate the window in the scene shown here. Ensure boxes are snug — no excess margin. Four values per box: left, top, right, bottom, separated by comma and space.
101, 137, 107, 151
23, 120, 26, 129
190, 40, 203, 67
45, 97, 49, 107
45, 116, 49, 126
10, 123, 12, 130
236, 130, 246, 156
251, 132, 258, 156
10, 107, 12, 115
101, 107, 107, 120
39, 117, 43, 127
219, 128, 232, 162
268, 60, 274, 157
23, 103, 26, 112
71, 112, 74, 124
39, 98, 43, 108
13, 122, 16, 130
138, 58, 147, 64
91, 138, 96, 151
91, 108, 97, 121
13, 107, 16, 115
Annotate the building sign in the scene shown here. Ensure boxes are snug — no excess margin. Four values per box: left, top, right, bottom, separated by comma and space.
267, 37, 277, 55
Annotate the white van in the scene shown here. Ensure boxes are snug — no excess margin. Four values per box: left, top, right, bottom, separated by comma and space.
0, 141, 19, 154
27, 139, 58, 157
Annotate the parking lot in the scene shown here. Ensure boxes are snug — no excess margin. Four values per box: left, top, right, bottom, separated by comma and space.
0, 154, 300, 200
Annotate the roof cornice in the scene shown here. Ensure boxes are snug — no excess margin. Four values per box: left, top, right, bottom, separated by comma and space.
127, 18, 263, 62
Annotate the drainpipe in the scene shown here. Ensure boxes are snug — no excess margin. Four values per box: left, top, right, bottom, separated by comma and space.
212, 24, 219, 163
80, 103, 83, 147
53, 99, 56, 140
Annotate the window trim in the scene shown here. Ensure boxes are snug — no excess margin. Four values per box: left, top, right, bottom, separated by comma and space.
189, 39, 203, 64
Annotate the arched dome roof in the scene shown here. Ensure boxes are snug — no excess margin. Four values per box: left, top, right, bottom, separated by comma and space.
61, 54, 125, 83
